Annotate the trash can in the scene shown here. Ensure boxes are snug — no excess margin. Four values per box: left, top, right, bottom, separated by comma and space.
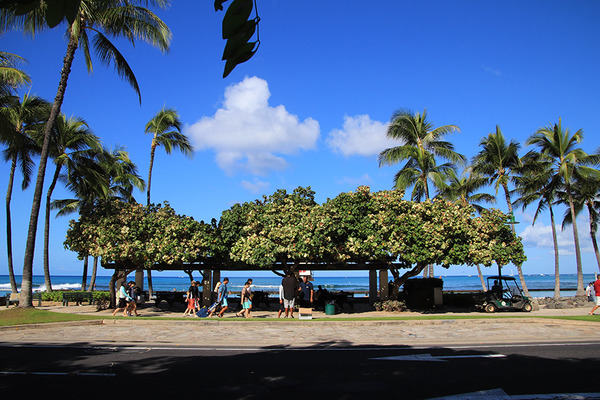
325, 302, 336, 315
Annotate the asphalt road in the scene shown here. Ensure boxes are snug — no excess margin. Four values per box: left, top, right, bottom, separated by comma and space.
2, 340, 600, 399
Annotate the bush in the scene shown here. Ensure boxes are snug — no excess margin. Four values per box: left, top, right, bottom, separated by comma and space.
374, 299, 406, 312
40, 290, 110, 303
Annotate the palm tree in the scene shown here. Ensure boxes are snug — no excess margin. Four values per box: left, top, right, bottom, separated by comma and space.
0, 94, 47, 294
379, 109, 465, 277
526, 118, 599, 296
437, 168, 496, 290
513, 150, 563, 299
144, 106, 191, 295
145, 106, 191, 205
561, 173, 600, 273
471, 125, 530, 297
39, 113, 101, 292
0, 51, 30, 98
1, 0, 171, 307
53, 146, 144, 290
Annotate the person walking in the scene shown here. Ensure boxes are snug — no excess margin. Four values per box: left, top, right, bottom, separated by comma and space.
126, 281, 140, 317
589, 277, 600, 315
237, 280, 253, 318
183, 281, 199, 317
281, 272, 299, 318
210, 277, 229, 317
278, 283, 285, 318
112, 281, 133, 317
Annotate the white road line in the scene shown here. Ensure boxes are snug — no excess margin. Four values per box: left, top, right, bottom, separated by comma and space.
0, 371, 116, 377
371, 353, 507, 362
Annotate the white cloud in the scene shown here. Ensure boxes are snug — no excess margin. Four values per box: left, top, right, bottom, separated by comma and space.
186, 76, 320, 175
241, 178, 271, 194
338, 173, 372, 186
482, 64, 502, 76
326, 115, 394, 157
520, 219, 595, 254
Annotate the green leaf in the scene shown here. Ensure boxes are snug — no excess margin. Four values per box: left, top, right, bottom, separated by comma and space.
221, 20, 256, 60
222, 0, 253, 39
223, 41, 257, 78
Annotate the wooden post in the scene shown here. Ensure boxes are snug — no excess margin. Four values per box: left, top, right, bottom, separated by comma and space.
202, 269, 211, 307
369, 270, 378, 304
379, 269, 388, 300
212, 270, 221, 304
135, 269, 145, 304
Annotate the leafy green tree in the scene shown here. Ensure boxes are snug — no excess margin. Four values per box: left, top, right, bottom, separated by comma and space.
38, 113, 101, 292
379, 109, 465, 277
472, 125, 530, 296
226, 187, 319, 274
0, 93, 47, 293
437, 168, 496, 290
145, 106, 191, 206
1, 0, 171, 307
526, 118, 599, 296
65, 200, 215, 305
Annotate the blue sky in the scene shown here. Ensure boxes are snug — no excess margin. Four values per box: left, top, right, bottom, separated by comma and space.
1, 0, 600, 278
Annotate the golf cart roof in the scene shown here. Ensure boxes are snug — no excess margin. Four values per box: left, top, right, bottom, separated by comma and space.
487, 276, 517, 281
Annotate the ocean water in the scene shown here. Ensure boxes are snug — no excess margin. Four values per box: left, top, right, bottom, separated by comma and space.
0, 273, 595, 298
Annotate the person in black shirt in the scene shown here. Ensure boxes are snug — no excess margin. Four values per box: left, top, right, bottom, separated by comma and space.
299, 276, 314, 308
281, 272, 299, 318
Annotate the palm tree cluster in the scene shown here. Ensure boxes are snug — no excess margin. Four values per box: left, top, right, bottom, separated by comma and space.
0, 1, 193, 307
380, 109, 600, 298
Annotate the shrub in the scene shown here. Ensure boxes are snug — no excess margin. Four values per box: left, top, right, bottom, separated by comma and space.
374, 299, 406, 312
40, 290, 110, 303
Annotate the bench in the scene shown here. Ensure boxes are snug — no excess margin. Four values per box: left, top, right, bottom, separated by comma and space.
153, 291, 187, 307
62, 292, 94, 306
4, 292, 42, 307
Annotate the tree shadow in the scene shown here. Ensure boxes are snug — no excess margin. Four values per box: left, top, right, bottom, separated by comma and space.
0, 339, 599, 399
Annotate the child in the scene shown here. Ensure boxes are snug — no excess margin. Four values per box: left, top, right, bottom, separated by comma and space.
183, 282, 199, 317
237, 280, 253, 318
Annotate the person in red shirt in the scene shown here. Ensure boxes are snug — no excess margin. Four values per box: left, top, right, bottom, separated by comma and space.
589, 278, 600, 315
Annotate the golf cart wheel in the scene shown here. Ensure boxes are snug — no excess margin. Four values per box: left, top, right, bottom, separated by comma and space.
522, 302, 533, 312
484, 303, 497, 313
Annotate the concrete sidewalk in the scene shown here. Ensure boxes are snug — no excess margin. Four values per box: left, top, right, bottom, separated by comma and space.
0, 303, 597, 348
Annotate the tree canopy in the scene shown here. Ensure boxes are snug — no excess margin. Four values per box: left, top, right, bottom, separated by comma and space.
65, 186, 526, 289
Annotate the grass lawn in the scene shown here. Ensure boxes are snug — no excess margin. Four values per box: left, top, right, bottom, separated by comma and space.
1, 307, 598, 326
0, 307, 100, 326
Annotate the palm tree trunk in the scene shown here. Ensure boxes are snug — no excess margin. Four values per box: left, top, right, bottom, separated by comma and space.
502, 182, 531, 297
587, 202, 600, 272
20, 30, 79, 308
43, 163, 62, 293
81, 256, 88, 291
549, 204, 560, 299
5, 157, 18, 294
424, 185, 433, 278
147, 142, 157, 206
567, 190, 585, 296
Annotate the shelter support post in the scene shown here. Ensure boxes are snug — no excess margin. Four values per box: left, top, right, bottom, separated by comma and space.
135, 269, 145, 303
202, 270, 212, 307
368, 270, 378, 304
379, 269, 388, 300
